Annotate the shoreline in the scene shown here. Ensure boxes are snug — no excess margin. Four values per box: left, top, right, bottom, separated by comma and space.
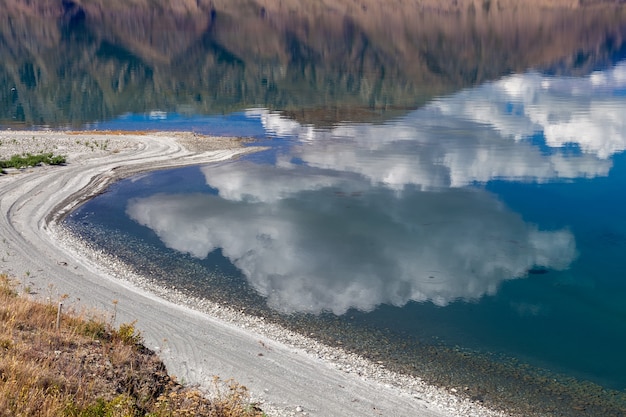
0, 130, 509, 417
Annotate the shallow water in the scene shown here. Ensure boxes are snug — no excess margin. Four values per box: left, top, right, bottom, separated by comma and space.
65, 64, 626, 410
5, 2, 626, 413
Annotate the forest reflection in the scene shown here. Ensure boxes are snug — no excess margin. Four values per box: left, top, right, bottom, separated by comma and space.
1, 0, 626, 126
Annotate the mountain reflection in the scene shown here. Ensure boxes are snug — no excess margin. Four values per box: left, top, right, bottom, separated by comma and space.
126, 183, 575, 314
2, 0, 626, 126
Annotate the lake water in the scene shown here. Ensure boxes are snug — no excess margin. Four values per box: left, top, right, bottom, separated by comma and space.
4, 2, 626, 415
67, 66, 626, 415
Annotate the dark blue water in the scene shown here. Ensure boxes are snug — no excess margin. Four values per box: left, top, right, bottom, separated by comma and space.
66, 64, 626, 412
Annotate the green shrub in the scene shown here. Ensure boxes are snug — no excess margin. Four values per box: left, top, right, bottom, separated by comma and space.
64, 395, 138, 417
79, 319, 109, 341
114, 321, 142, 346
0, 153, 66, 169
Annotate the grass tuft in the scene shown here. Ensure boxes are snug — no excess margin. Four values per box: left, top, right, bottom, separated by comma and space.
112, 321, 142, 347
0, 153, 66, 170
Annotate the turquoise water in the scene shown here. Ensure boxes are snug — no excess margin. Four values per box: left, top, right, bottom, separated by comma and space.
66, 64, 626, 405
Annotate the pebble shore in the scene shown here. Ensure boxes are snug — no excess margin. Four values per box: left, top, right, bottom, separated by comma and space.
1, 130, 511, 417
51, 222, 509, 417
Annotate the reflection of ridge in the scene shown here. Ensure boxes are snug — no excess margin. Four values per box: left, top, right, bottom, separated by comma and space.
62, 0, 86, 28
545, 33, 626, 77
2, 0, 626, 125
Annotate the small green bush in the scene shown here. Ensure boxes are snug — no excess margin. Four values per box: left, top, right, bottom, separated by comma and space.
114, 321, 142, 346
79, 319, 109, 341
64, 395, 138, 417
0, 153, 66, 169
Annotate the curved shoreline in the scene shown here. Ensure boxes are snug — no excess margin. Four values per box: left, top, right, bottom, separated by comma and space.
0, 130, 507, 417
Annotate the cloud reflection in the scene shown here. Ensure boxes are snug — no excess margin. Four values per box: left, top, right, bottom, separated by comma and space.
127, 174, 576, 314
247, 62, 626, 189
125, 65, 626, 314
435, 63, 626, 159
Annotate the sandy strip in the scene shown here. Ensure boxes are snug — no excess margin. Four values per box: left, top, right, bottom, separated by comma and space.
0, 130, 509, 417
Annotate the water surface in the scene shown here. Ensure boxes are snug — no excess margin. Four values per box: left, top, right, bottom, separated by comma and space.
65, 63, 626, 415
4, 1, 626, 414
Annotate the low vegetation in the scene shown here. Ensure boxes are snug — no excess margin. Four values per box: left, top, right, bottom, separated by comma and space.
0, 153, 66, 171
0, 274, 265, 417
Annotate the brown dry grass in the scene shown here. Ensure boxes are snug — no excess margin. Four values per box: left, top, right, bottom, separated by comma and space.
0, 274, 265, 417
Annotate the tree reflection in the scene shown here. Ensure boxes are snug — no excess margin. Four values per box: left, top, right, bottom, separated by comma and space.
1, 0, 626, 126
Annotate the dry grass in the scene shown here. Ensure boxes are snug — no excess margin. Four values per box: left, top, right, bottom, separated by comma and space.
0, 274, 266, 417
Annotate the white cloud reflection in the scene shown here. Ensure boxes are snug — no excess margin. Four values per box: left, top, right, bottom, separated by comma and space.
246, 61, 626, 189
123, 64, 626, 314
435, 64, 626, 159
127, 173, 576, 314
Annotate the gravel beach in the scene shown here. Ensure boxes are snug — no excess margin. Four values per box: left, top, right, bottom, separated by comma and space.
0, 130, 511, 417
